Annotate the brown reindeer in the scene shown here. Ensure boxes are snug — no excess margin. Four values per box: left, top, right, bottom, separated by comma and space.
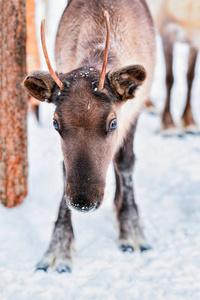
147, 0, 200, 135
23, 0, 155, 273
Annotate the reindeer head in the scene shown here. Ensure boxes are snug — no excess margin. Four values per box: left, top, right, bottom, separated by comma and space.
23, 15, 146, 212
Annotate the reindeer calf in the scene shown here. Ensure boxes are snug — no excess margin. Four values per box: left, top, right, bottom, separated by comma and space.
24, 0, 155, 272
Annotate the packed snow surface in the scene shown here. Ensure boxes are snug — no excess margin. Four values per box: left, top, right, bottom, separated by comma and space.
0, 1, 200, 299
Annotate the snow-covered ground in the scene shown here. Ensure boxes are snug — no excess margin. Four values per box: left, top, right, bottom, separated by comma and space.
0, 1, 200, 299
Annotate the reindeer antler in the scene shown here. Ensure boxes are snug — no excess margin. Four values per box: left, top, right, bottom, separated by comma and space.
41, 19, 64, 90
98, 11, 110, 90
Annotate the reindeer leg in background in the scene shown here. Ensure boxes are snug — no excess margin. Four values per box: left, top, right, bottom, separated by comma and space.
33, 105, 40, 121
160, 33, 181, 136
181, 46, 199, 134
114, 122, 150, 252
143, 98, 160, 116
36, 165, 74, 273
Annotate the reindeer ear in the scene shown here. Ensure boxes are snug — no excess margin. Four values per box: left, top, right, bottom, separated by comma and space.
23, 70, 55, 102
107, 65, 146, 101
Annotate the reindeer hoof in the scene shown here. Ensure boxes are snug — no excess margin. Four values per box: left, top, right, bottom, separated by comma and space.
56, 263, 72, 273
143, 99, 160, 116
180, 118, 200, 134
183, 125, 200, 135
35, 254, 72, 273
120, 245, 134, 252
143, 106, 161, 116
35, 261, 50, 272
118, 235, 151, 253
119, 244, 151, 252
140, 245, 152, 252
159, 126, 184, 137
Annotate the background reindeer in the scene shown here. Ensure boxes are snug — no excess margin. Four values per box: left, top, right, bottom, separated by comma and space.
147, 0, 200, 135
24, 0, 155, 272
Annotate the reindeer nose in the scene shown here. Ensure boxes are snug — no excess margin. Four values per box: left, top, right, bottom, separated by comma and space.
65, 184, 104, 212
70, 194, 98, 212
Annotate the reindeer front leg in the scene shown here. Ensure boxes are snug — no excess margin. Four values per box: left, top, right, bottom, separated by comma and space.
114, 122, 150, 252
36, 175, 74, 273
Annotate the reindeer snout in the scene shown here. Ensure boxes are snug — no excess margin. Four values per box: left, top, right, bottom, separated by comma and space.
70, 194, 98, 212
65, 184, 104, 212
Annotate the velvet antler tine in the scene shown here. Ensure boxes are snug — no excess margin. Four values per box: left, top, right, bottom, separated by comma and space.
41, 19, 64, 90
98, 11, 110, 89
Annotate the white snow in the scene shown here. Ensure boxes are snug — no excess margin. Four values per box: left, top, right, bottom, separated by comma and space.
0, 1, 200, 299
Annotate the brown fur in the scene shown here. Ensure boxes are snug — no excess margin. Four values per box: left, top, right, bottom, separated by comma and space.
24, 0, 155, 272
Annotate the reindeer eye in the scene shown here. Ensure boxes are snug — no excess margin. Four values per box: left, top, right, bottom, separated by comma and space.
53, 119, 59, 131
109, 118, 117, 131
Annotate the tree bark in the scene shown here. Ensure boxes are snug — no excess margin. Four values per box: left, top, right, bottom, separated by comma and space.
0, 0, 28, 207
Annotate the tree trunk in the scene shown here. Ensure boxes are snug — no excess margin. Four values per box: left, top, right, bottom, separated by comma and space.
0, 0, 28, 207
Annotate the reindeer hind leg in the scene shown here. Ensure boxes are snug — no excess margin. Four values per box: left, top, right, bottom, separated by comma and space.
181, 46, 200, 134
160, 32, 183, 136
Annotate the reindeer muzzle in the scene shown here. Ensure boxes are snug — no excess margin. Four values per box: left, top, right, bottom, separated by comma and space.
65, 183, 104, 212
